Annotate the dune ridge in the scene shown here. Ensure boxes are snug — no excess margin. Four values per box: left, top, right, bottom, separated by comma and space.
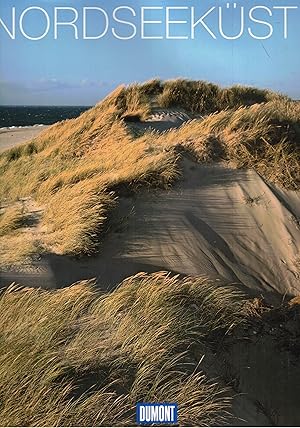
0, 79, 299, 426
0, 80, 299, 272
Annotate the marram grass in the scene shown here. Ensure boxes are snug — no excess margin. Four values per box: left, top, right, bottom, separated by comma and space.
0, 273, 246, 426
0, 79, 299, 267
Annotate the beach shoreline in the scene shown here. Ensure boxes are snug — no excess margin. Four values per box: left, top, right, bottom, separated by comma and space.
0, 125, 49, 153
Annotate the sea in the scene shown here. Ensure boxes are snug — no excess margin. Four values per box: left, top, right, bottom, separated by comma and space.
0, 106, 91, 129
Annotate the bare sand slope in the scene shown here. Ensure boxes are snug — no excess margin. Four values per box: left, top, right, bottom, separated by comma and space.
114, 161, 300, 298
1, 159, 299, 301
0, 126, 48, 153
126, 109, 193, 133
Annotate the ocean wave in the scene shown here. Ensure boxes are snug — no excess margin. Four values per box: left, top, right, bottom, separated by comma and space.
0, 124, 46, 131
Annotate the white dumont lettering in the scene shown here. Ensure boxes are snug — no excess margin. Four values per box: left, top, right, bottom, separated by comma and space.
139, 405, 176, 422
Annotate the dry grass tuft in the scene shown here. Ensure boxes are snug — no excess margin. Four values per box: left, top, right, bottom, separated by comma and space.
156, 79, 284, 114
0, 205, 24, 236
0, 232, 37, 268
0, 273, 246, 426
289, 295, 300, 306
0, 205, 37, 268
43, 184, 116, 255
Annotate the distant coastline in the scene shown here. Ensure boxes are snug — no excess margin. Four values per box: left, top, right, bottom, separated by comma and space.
0, 105, 91, 128
0, 124, 49, 153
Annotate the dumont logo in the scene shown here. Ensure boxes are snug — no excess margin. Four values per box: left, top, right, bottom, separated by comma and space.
136, 403, 178, 425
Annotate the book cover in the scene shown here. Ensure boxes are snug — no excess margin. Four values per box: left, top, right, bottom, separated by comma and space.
0, 1, 299, 427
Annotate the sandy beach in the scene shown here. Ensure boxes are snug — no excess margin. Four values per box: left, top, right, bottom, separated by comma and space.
0, 126, 49, 153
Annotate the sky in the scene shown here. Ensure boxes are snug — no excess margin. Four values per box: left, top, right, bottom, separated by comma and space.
0, 0, 299, 105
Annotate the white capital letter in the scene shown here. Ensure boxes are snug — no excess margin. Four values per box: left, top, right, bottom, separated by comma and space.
139, 406, 145, 422
169, 406, 175, 421
191, 7, 216, 39
166, 7, 189, 40
141, 7, 163, 39
273, 6, 298, 39
0, 7, 15, 39
112, 6, 136, 40
219, 5, 245, 40
20, 7, 50, 40
248, 6, 273, 39
83, 7, 109, 39
54, 7, 79, 40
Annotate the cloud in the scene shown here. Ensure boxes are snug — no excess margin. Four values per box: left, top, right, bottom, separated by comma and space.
26, 78, 108, 92
0, 78, 113, 105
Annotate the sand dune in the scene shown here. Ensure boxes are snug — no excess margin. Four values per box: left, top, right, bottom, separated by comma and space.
0, 87, 299, 427
1, 158, 299, 303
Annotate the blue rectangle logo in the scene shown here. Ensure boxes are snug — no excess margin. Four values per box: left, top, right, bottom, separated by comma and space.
136, 403, 178, 425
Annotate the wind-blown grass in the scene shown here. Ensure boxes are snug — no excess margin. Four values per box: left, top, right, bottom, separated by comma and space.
154, 99, 300, 189
0, 204, 37, 268
0, 273, 245, 426
0, 80, 298, 266
155, 79, 284, 114
0, 93, 179, 261
0, 206, 23, 236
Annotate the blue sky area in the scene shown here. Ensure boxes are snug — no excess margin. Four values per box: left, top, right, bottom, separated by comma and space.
0, 0, 299, 105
